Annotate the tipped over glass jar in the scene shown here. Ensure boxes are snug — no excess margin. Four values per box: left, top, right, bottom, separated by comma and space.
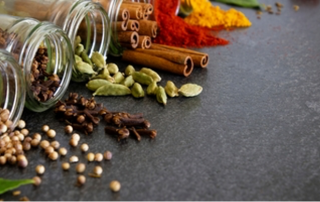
0, 49, 25, 131
0, 0, 111, 82
0, 14, 74, 112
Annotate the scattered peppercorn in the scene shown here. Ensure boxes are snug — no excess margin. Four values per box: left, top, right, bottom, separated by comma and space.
109, 180, 121, 192
62, 162, 70, 171
80, 143, 89, 152
77, 175, 86, 186
46, 129, 56, 138
33, 176, 42, 186
35, 165, 45, 175
103, 151, 112, 160
64, 125, 73, 134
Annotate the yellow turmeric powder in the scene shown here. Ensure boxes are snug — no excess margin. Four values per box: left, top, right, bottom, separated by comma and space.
182, 0, 252, 28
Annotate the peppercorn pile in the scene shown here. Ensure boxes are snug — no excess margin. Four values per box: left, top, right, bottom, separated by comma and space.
54, 92, 157, 141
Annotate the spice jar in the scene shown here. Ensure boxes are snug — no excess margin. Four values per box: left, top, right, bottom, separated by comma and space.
93, 0, 157, 56
0, 49, 26, 129
0, 14, 74, 112
0, 0, 111, 59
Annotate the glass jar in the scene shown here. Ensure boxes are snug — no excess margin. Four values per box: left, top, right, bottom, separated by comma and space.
0, 14, 74, 112
0, 49, 25, 130
93, 0, 156, 56
0, 0, 111, 59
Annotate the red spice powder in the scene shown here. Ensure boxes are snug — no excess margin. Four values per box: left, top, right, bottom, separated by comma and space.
153, 0, 229, 48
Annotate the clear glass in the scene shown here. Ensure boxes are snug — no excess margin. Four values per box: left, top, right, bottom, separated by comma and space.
0, 49, 26, 129
93, 0, 155, 56
0, 0, 111, 59
0, 14, 74, 112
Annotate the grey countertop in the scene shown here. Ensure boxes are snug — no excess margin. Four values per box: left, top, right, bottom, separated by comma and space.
1, 0, 320, 200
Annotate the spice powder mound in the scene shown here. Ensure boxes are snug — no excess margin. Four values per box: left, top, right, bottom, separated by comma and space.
153, 0, 229, 48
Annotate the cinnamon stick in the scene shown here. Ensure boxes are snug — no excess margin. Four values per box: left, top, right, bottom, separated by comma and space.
127, 20, 140, 31
122, 49, 194, 77
138, 20, 158, 38
121, 3, 144, 20
117, 8, 130, 21
151, 44, 209, 68
113, 20, 128, 32
117, 31, 139, 49
137, 36, 151, 49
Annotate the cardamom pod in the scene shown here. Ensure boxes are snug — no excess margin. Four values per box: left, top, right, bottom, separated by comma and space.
146, 81, 158, 95
121, 75, 135, 87
76, 61, 96, 75
113, 72, 125, 84
179, 83, 203, 97
80, 51, 93, 66
164, 80, 179, 97
93, 84, 131, 96
107, 63, 119, 75
86, 79, 111, 91
91, 51, 106, 69
132, 72, 153, 85
140, 67, 161, 82
156, 86, 167, 105
131, 82, 145, 98
125, 65, 135, 76
75, 44, 84, 55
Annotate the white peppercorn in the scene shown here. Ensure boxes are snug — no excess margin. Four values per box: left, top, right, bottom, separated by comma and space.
64, 125, 73, 134
48, 151, 59, 160
103, 151, 112, 160
69, 155, 79, 163
47, 129, 56, 138
76, 163, 86, 173
94, 153, 103, 162
80, 143, 89, 152
77, 175, 86, 185
33, 176, 41, 186
40, 140, 50, 149
62, 162, 70, 170
87, 152, 95, 162
35, 165, 45, 175
109, 180, 121, 192
51, 141, 60, 150
58, 147, 68, 156
41, 125, 50, 132
17, 120, 26, 129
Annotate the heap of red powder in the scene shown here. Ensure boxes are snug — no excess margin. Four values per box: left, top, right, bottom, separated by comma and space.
153, 0, 229, 48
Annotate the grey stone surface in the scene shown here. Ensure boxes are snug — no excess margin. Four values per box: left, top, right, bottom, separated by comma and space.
1, 0, 320, 200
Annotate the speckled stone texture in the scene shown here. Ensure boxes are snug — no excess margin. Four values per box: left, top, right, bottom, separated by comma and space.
1, 0, 320, 200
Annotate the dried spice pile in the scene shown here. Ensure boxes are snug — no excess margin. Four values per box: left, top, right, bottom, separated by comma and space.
54, 92, 157, 141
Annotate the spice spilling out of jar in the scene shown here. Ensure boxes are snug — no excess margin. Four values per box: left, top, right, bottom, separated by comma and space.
0, 28, 61, 102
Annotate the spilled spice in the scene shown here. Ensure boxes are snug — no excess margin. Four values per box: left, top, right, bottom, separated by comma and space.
153, 0, 229, 48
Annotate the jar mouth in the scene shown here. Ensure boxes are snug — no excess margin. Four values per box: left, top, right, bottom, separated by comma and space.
65, 0, 111, 58
21, 22, 73, 112
0, 50, 26, 129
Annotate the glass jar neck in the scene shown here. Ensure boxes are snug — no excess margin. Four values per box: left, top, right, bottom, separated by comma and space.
0, 0, 111, 58
0, 15, 73, 112
0, 49, 26, 129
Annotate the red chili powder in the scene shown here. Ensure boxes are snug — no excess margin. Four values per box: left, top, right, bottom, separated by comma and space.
153, 0, 229, 48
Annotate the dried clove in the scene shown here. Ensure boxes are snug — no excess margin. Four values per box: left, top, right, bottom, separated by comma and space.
104, 126, 130, 141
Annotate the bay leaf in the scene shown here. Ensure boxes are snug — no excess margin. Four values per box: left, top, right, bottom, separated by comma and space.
0, 178, 34, 194
213, 0, 262, 8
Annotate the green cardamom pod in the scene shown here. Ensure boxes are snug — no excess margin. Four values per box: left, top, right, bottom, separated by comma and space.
86, 79, 111, 91
164, 80, 179, 97
93, 84, 131, 96
131, 82, 145, 98
121, 75, 135, 87
156, 86, 167, 105
125, 65, 135, 76
75, 55, 83, 64
74, 35, 81, 48
80, 51, 93, 66
75, 61, 96, 75
140, 67, 161, 82
107, 63, 119, 75
91, 51, 106, 68
90, 67, 110, 80
146, 81, 158, 95
179, 83, 203, 97
132, 72, 153, 85
75, 44, 84, 55
113, 72, 125, 84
